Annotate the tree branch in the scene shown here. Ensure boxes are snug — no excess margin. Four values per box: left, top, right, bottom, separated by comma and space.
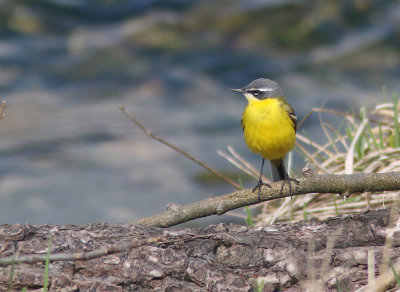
135, 170, 400, 227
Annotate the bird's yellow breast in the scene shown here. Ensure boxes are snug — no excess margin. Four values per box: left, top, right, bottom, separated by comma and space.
242, 97, 296, 160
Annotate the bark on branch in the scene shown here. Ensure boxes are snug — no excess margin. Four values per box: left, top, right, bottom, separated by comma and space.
135, 170, 400, 228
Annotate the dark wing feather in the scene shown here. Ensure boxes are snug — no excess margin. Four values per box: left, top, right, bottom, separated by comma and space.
286, 103, 297, 133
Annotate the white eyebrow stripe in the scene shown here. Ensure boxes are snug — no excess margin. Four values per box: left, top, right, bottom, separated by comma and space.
258, 87, 275, 92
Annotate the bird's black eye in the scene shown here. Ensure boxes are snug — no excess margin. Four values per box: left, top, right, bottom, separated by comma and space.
250, 90, 261, 97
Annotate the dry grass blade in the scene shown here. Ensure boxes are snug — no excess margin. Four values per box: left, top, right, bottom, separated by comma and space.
323, 122, 349, 151
227, 146, 263, 179
345, 118, 368, 174
297, 107, 352, 129
217, 149, 255, 178
296, 133, 333, 159
319, 105, 340, 154
217, 146, 263, 180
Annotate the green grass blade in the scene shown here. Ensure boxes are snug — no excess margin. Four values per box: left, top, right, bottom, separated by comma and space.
378, 123, 384, 150
346, 127, 354, 143
237, 178, 243, 190
240, 179, 254, 226
393, 93, 400, 148
245, 206, 254, 226
255, 278, 265, 292
389, 261, 400, 286
43, 235, 52, 292
355, 136, 362, 158
337, 116, 348, 133
390, 133, 395, 148
333, 196, 339, 216
336, 277, 342, 291
290, 198, 294, 223
361, 134, 367, 157
303, 202, 308, 221
7, 256, 15, 292
356, 107, 368, 158
366, 123, 379, 150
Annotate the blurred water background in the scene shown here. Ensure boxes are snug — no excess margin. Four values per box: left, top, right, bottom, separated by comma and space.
0, 0, 399, 226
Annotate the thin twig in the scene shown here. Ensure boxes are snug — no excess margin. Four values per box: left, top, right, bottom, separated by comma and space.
0, 100, 6, 119
119, 106, 241, 189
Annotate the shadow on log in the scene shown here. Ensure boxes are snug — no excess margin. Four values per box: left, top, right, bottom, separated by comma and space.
0, 208, 399, 291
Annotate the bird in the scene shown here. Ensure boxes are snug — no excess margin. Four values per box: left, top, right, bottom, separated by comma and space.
231, 78, 298, 200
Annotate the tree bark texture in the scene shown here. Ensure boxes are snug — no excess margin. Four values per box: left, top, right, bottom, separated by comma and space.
0, 208, 399, 291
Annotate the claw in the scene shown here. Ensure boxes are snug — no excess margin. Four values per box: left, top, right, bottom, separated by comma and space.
279, 176, 299, 198
252, 178, 271, 201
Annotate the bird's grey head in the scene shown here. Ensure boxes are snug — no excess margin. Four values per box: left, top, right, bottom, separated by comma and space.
231, 78, 284, 100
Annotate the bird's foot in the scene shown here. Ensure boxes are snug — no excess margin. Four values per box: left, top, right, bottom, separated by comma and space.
279, 176, 300, 198
252, 179, 271, 201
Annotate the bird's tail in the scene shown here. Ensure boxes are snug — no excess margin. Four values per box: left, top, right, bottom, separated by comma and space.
270, 159, 287, 182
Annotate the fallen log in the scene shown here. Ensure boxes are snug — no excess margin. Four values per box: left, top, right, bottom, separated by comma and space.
0, 208, 398, 291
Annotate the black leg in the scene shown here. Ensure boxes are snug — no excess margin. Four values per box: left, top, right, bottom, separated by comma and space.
252, 158, 271, 201
279, 173, 300, 198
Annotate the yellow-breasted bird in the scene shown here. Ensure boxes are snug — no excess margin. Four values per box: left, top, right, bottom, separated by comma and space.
231, 78, 298, 200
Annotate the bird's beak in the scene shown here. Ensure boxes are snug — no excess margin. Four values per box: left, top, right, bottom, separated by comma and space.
231, 88, 244, 93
